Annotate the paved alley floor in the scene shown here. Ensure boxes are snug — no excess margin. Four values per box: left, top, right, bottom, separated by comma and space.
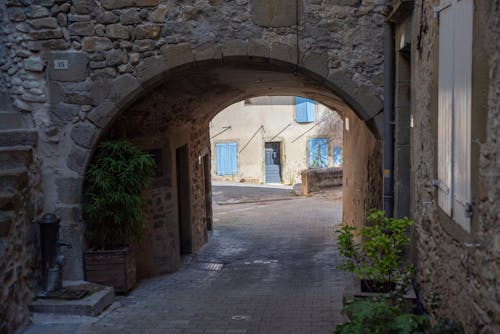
23, 186, 350, 334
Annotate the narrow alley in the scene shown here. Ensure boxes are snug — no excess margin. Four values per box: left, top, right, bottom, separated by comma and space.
24, 186, 348, 334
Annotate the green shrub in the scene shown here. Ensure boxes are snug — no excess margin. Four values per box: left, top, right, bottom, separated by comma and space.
337, 209, 414, 288
83, 140, 156, 249
336, 297, 428, 334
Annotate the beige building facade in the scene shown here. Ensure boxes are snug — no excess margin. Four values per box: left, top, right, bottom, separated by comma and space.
210, 96, 343, 185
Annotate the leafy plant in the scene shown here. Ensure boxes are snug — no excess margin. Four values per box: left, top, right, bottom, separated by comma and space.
83, 140, 156, 249
336, 297, 428, 334
337, 209, 414, 290
335, 298, 463, 334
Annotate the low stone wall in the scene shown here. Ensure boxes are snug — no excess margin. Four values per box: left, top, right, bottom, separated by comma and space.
301, 167, 342, 195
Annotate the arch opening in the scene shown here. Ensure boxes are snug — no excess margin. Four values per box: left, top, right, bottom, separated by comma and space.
67, 59, 382, 280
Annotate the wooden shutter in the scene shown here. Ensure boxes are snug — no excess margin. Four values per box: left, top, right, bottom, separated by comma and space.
306, 99, 316, 122
452, 0, 473, 231
216, 142, 237, 175
437, 0, 454, 215
295, 97, 308, 122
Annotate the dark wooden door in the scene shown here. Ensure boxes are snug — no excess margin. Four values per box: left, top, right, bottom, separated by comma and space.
176, 145, 192, 254
202, 154, 213, 231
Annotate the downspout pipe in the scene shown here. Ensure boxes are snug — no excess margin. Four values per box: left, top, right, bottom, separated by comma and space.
383, 21, 395, 218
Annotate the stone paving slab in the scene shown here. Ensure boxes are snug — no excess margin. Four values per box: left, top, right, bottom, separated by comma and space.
23, 189, 350, 334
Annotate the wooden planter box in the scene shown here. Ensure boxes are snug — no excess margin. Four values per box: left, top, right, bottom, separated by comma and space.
84, 247, 136, 294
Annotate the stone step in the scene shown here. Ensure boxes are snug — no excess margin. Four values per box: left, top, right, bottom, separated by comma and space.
0, 168, 29, 190
0, 210, 15, 238
0, 129, 37, 147
0, 146, 33, 169
0, 112, 29, 130
0, 188, 20, 211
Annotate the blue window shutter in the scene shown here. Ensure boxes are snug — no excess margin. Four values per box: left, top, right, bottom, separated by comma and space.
296, 97, 316, 123
295, 97, 308, 122
229, 142, 237, 174
216, 142, 237, 175
306, 100, 316, 122
308, 138, 328, 168
333, 146, 342, 166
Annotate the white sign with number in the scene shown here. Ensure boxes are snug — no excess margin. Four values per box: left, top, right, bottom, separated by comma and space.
54, 59, 69, 70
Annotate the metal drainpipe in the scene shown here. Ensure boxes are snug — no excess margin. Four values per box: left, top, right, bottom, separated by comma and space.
383, 21, 395, 218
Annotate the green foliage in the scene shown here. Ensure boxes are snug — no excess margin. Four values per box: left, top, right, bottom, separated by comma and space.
336, 298, 428, 334
335, 298, 463, 334
83, 140, 156, 249
337, 209, 414, 286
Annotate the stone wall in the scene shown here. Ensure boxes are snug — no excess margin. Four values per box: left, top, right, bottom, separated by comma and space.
106, 96, 211, 278
0, 1, 388, 332
411, 1, 500, 332
301, 167, 342, 195
342, 110, 383, 231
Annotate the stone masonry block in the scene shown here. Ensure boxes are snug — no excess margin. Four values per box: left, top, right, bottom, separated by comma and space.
160, 43, 194, 69
251, 0, 298, 27
135, 0, 159, 6
247, 39, 270, 59
106, 24, 130, 40
101, 0, 134, 10
136, 56, 169, 87
107, 74, 142, 107
134, 24, 160, 40
86, 100, 119, 129
270, 42, 296, 65
66, 145, 90, 175
70, 122, 99, 149
299, 51, 329, 80
48, 52, 88, 82
222, 40, 248, 58
194, 43, 222, 62
56, 176, 83, 204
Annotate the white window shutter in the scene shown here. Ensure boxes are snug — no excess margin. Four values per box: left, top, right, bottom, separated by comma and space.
437, 0, 454, 216
452, 0, 473, 232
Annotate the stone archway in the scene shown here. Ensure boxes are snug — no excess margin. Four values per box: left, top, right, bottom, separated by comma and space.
0, 1, 387, 329
54, 57, 383, 279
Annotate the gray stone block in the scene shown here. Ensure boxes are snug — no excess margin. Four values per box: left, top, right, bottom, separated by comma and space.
251, 0, 298, 27
24, 56, 45, 72
29, 281, 114, 316
108, 74, 142, 107
0, 130, 38, 147
70, 123, 98, 149
106, 23, 130, 40
86, 100, 118, 128
30, 17, 58, 29
48, 104, 80, 126
48, 52, 89, 82
82, 37, 113, 52
136, 56, 168, 87
56, 176, 83, 204
66, 145, 90, 175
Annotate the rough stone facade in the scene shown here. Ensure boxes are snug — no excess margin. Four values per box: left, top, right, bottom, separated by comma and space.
411, 1, 500, 332
0, 1, 388, 332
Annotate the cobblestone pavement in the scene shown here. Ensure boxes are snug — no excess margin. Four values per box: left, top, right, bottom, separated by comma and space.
24, 186, 350, 334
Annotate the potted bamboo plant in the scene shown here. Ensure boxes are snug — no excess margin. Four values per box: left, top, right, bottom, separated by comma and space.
83, 140, 155, 293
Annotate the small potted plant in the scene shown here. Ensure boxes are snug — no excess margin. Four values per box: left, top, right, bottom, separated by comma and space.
337, 209, 414, 295
83, 140, 155, 293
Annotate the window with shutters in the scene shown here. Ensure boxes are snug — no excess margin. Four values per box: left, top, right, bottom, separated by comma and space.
216, 142, 237, 175
437, 0, 473, 232
295, 97, 316, 123
308, 138, 329, 168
